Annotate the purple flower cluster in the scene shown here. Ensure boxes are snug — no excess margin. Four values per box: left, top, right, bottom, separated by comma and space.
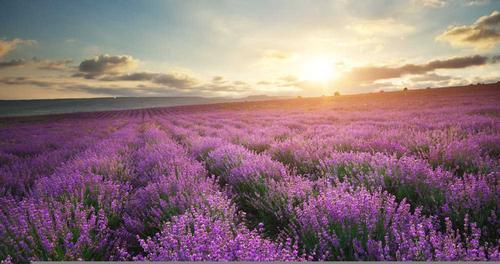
138, 194, 301, 261
317, 151, 498, 241
0, 197, 111, 261
293, 183, 499, 261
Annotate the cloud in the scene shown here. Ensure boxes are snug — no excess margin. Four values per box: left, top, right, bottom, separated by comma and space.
0, 77, 55, 88
280, 75, 299, 83
437, 11, 500, 49
212, 75, 225, 83
256, 50, 295, 69
152, 72, 199, 88
0, 52, 62, 73
78, 54, 138, 77
409, 73, 454, 82
203, 83, 249, 92
465, 0, 491, 6
412, 0, 447, 8
348, 18, 414, 37
405, 73, 470, 89
0, 57, 73, 71
257, 81, 272, 85
36, 59, 73, 71
0, 75, 193, 97
335, 55, 495, 88
272, 75, 323, 94
491, 55, 500, 63
262, 49, 292, 60
0, 59, 27, 69
64, 84, 152, 97
100, 71, 199, 89
65, 81, 250, 97
98, 70, 248, 93
0, 38, 36, 58
99, 72, 156, 81
206, 77, 251, 93
65, 84, 248, 97
76, 54, 200, 90
412, 0, 490, 8
233, 80, 247, 85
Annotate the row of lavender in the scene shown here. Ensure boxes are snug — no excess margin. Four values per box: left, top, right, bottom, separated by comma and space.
0, 90, 499, 261
0, 117, 299, 262
155, 95, 498, 260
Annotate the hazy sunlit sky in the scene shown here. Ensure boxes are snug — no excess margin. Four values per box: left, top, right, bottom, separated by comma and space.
0, 0, 499, 99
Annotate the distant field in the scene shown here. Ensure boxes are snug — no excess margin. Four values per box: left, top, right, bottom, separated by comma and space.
0, 97, 234, 117
0, 84, 499, 261
1, 83, 497, 118
0, 95, 290, 117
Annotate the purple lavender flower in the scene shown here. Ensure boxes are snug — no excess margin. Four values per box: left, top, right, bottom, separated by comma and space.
138, 194, 301, 261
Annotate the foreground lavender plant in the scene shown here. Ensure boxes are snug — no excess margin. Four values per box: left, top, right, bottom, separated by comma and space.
0, 197, 112, 262
293, 183, 499, 261
138, 194, 301, 261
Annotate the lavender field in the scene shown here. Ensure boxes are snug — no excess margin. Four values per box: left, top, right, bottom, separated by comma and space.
0, 85, 499, 262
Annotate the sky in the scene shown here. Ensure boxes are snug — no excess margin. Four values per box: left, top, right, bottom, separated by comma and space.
0, 0, 499, 99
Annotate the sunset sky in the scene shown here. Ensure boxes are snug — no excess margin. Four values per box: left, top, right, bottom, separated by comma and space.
0, 0, 499, 99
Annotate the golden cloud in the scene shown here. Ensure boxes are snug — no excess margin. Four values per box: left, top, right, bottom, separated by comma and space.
437, 11, 500, 49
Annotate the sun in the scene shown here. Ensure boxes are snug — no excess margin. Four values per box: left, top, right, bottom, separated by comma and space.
299, 57, 335, 83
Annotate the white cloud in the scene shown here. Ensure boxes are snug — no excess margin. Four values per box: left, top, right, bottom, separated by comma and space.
348, 18, 415, 37
412, 0, 447, 8
78, 54, 138, 77
436, 11, 500, 50
0, 38, 36, 58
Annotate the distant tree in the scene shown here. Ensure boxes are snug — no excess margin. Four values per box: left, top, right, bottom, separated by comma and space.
380, 90, 385, 93
426, 87, 431, 89
297, 95, 302, 99
334, 91, 341, 96
403, 87, 408, 91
